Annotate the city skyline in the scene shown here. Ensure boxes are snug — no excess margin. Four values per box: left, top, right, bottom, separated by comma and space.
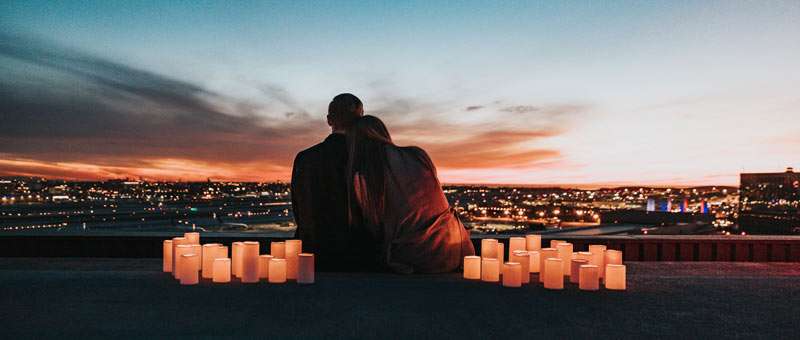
1, 1, 799, 186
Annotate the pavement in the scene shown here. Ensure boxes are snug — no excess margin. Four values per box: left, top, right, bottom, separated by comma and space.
1, 258, 799, 339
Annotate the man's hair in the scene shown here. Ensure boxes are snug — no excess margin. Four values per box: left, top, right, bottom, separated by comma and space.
328, 93, 363, 130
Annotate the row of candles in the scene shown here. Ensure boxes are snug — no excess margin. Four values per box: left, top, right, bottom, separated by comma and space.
162, 233, 315, 285
464, 235, 626, 290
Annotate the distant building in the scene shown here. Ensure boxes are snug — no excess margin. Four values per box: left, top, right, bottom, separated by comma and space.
739, 167, 800, 234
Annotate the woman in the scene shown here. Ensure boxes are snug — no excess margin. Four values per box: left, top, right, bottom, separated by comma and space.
347, 115, 475, 274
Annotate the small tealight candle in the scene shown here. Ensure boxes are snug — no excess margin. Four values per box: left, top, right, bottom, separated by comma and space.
543, 258, 564, 290
588, 245, 607, 278
241, 241, 260, 283
179, 254, 200, 285
201, 243, 222, 279
509, 237, 526, 254
509, 251, 530, 284
539, 248, 558, 283
480, 258, 500, 282
502, 262, 522, 288
525, 234, 541, 251
578, 265, 599, 291
232, 242, 244, 278
605, 264, 626, 290
258, 255, 273, 280
268, 258, 287, 283
271, 241, 286, 259
463, 256, 481, 280
285, 239, 302, 280
528, 251, 540, 273
184, 232, 200, 244
297, 253, 315, 284
481, 239, 498, 259
163, 240, 173, 272
556, 243, 573, 277
570, 259, 588, 284
212, 258, 231, 283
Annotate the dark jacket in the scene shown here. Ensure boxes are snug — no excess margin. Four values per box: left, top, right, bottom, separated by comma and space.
291, 133, 377, 271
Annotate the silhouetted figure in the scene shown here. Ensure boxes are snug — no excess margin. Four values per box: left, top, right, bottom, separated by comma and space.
348, 116, 475, 273
291, 93, 378, 271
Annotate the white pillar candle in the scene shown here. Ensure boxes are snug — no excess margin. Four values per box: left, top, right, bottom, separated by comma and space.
480, 258, 500, 282
179, 254, 200, 285
481, 239, 498, 259
297, 253, 315, 284
271, 241, 286, 259
463, 256, 481, 280
578, 264, 599, 291
190, 244, 202, 272
502, 262, 522, 288
212, 258, 231, 283
232, 242, 244, 278
525, 234, 541, 251
605, 249, 623, 266
509, 250, 530, 284
550, 240, 565, 248
171, 237, 188, 278
268, 258, 287, 283
184, 232, 200, 244
528, 251, 540, 273
605, 264, 626, 290
201, 243, 221, 279
539, 248, 558, 283
258, 255, 273, 280
497, 243, 505, 265
556, 243, 573, 277
570, 259, 588, 284
509, 237, 526, 254
577, 251, 592, 262
285, 239, 302, 280
588, 245, 607, 278
163, 240, 173, 272
174, 244, 194, 280
241, 241, 260, 283
216, 245, 228, 261
543, 258, 564, 290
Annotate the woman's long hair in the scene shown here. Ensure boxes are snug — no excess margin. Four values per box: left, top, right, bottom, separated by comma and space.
347, 115, 394, 228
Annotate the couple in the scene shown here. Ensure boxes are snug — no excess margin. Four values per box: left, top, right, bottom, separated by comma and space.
291, 93, 475, 273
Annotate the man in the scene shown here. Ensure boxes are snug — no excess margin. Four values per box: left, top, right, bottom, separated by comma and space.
291, 93, 376, 271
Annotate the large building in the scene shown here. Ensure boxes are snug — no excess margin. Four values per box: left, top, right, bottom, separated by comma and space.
739, 167, 800, 234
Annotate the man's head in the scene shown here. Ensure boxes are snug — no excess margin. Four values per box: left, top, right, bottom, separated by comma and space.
327, 93, 364, 133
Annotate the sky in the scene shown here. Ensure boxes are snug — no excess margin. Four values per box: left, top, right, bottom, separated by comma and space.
0, 0, 798, 187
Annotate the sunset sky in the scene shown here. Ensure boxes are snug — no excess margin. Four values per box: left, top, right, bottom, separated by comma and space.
1, 1, 798, 186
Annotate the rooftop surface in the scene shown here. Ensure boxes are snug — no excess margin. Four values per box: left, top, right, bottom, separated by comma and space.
1, 258, 799, 338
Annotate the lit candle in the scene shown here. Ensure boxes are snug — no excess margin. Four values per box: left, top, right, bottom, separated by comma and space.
232, 242, 244, 278
538, 248, 558, 283
297, 253, 315, 284
174, 244, 194, 280
480, 258, 500, 282
463, 256, 481, 280
171, 237, 188, 278
556, 243, 573, 277
497, 243, 505, 265
285, 239, 302, 280
179, 254, 200, 285
212, 258, 231, 283
271, 241, 286, 259
570, 259, 588, 284
184, 232, 200, 244
528, 251, 540, 273
605, 264, 626, 290
502, 262, 522, 288
509, 237, 526, 254
577, 251, 592, 262
605, 249, 623, 266
190, 244, 202, 272
481, 239, 498, 259
258, 255, 273, 280
509, 250, 530, 284
578, 264, 599, 291
201, 243, 222, 279
525, 234, 541, 251
241, 241, 260, 283
163, 240, 173, 272
268, 258, 287, 283
588, 245, 607, 278
216, 245, 228, 260
550, 240, 565, 248
543, 258, 564, 290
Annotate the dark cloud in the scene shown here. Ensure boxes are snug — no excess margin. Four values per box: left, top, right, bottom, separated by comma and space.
465, 105, 483, 111
499, 105, 539, 114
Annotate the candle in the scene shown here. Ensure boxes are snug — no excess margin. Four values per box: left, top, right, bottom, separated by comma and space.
605, 249, 623, 266
578, 265, 599, 291
190, 244, 202, 272
481, 239, 498, 259
232, 242, 244, 278
588, 245, 607, 278
550, 240, 565, 248
605, 264, 626, 290
297, 253, 315, 284
502, 262, 522, 288
463, 256, 481, 280
285, 239, 302, 280
212, 258, 231, 283
241, 241, 260, 283
525, 234, 541, 251
480, 258, 500, 282
577, 251, 592, 262
497, 243, 505, 265
271, 241, 286, 259
163, 240, 173, 272
268, 258, 287, 283
179, 254, 200, 285
216, 245, 228, 260
201, 243, 222, 279
509, 251, 530, 284
184, 232, 200, 244
556, 243, 573, 277
174, 244, 194, 280
570, 259, 588, 284
171, 237, 188, 278
538, 248, 558, 283
258, 255, 273, 280
528, 251, 540, 273
543, 258, 564, 290
509, 237, 526, 254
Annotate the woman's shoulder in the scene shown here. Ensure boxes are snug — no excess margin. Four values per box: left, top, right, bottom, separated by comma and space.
393, 145, 434, 170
